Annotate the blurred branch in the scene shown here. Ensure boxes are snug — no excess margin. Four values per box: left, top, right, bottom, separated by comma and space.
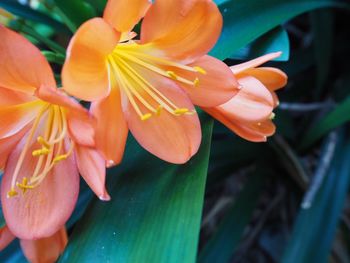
301, 131, 338, 209
279, 102, 334, 112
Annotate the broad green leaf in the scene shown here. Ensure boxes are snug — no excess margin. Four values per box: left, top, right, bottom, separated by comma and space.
0, 240, 26, 263
53, 0, 96, 31
59, 117, 213, 263
212, 0, 347, 60
0, 0, 69, 34
300, 95, 350, 149
231, 26, 290, 61
282, 133, 350, 263
198, 170, 265, 263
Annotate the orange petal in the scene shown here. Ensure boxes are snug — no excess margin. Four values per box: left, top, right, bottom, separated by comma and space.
237, 67, 287, 91
0, 87, 34, 106
122, 74, 201, 164
0, 100, 44, 139
216, 76, 274, 123
1, 137, 79, 239
230, 52, 282, 75
20, 227, 67, 263
0, 226, 15, 251
141, 0, 222, 63
0, 125, 29, 170
75, 145, 110, 201
174, 55, 239, 107
0, 25, 56, 94
103, 0, 151, 32
205, 108, 275, 142
62, 18, 120, 101
90, 87, 128, 166
67, 111, 96, 147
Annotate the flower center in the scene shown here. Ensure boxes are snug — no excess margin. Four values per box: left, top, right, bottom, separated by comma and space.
7, 104, 75, 198
106, 42, 206, 121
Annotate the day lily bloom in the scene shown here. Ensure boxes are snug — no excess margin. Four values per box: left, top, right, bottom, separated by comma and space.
204, 52, 287, 142
62, 0, 239, 164
0, 25, 108, 240
0, 225, 67, 263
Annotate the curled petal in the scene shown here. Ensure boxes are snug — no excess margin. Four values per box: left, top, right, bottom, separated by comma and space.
103, 0, 151, 32
63, 18, 120, 101
91, 87, 128, 166
216, 76, 274, 123
230, 52, 282, 74
20, 227, 68, 263
173, 55, 239, 107
1, 137, 79, 239
0, 25, 56, 94
0, 101, 44, 139
237, 67, 287, 91
75, 146, 110, 201
122, 72, 201, 164
0, 226, 15, 251
141, 0, 223, 63
67, 111, 96, 148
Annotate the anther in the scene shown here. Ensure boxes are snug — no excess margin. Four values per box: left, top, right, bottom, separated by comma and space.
193, 78, 200, 87
32, 147, 50, 157
7, 188, 18, 198
53, 155, 68, 164
167, 71, 178, 80
37, 136, 50, 148
193, 66, 207, 75
174, 108, 189, 115
141, 113, 152, 121
156, 106, 163, 116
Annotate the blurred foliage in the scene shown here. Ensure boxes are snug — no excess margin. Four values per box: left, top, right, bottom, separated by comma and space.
1, 0, 350, 262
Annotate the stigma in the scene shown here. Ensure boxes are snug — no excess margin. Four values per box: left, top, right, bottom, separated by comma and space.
106, 43, 207, 121
7, 104, 75, 198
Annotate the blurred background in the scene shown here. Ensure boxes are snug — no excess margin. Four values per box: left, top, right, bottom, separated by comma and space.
1, 0, 350, 262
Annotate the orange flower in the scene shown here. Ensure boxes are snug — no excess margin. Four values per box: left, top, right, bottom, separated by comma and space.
62, 0, 239, 164
0, 26, 109, 240
204, 52, 287, 142
0, 225, 67, 263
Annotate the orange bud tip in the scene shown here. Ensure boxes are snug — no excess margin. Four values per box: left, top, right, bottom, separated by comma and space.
141, 113, 152, 121
193, 66, 207, 75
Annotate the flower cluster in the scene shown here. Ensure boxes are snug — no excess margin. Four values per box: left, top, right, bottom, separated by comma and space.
0, 0, 287, 261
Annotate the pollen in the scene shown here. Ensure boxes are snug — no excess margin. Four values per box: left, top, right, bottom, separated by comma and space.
32, 147, 50, 156
37, 136, 51, 148
194, 78, 200, 87
141, 113, 152, 121
174, 108, 189, 115
194, 66, 207, 75
167, 71, 178, 80
7, 188, 18, 198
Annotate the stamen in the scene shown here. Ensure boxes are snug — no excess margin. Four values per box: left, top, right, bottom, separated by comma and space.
32, 147, 50, 156
141, 113, 152, 121
37, 136, 51, 149
156, 106, 163, 116
194, 78, 200, 87
174, 108, 189, 115
193, 66, 207, 75
7, 188, 18, 198
167, 71, 178, 80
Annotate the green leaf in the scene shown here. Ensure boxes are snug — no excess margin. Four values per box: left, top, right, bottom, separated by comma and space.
300, 96, 350, 149
212, 0, 347, 60
42, 51, 66, 64
198, 170, 265, 263
59, 117, 214, 263
0, 0, 70, 34
282, 133, 350, 263
230, 26, 290, 62
53, 0, 96, 31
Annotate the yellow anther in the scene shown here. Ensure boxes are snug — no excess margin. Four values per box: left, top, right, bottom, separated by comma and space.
185, 110, 196, 115
193, 77, 200, 87
193, 66, 207, 75
156, 106, 163, 116
16, 177, 35, 193
53, 155, 68, 164
269, 112, 276, 120
37, 136, 50, 148
141, 113, 152, 121
174, 108, 189, 115
7, 188, 18, 198
32, 147, 50, 157
167, 71, 178, 80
